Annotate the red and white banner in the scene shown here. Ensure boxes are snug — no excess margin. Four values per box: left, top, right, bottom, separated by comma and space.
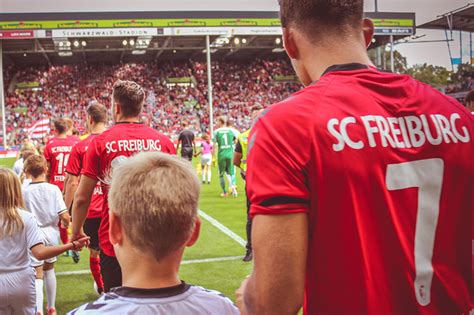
0, 30, 34, 39
27, 118, 50, 139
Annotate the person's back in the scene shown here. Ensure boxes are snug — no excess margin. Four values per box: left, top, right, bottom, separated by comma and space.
23, 182, 65, 228
69, 284, 238, 314
248, 64, 473, 314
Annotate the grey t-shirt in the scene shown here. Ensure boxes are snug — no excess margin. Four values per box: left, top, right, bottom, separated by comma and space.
0, 210, 44, 272
68, 282, 240, 315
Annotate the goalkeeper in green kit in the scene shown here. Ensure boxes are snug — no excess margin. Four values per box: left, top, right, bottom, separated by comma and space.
213, 117, 237, 197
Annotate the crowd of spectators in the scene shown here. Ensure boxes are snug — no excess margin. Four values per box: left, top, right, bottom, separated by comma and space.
3, 59, 300, 146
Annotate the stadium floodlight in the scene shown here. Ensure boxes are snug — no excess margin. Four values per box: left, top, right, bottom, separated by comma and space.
242, 38, 247, 44
173, 49, 177, 53
224, 38, 230, 44
23, 53, 27, 57
66, 41, 71, 47
234, 37, 241, 45
122, 40, 128, 46
129, 39, 135, 46
73, 41, 80, 47
81, 41, 87, 47
275, 37, 282, 45
59, 42, 64, 47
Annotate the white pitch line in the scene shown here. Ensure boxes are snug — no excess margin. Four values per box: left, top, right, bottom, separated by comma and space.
56, 256, 243, 276
198, 209, 246, 248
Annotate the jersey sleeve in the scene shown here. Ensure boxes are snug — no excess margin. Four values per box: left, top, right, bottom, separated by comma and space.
246, 108, 310, 217
54, 186, 68, 214
24, 212, 45, 249
82, 137, 101, 180
66, 143, 82, 176
163, 136, 177, 155
43, 144, 51, 162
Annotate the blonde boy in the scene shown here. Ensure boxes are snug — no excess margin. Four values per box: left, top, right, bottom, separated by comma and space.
69, 152, 238, 314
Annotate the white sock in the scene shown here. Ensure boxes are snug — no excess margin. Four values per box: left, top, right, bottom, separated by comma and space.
226, 174, 232, 188
207, 169, 212, 182
202, 170, 206, 182
35, 279, 44, 315
44, 269, 56, 309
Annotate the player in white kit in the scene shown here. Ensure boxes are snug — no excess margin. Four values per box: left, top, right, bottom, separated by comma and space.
22, 155, 71, 315
69, 152, 238, 315
0, 168, 89, 315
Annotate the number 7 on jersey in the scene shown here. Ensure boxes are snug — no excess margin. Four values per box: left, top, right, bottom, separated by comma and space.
386, 158, 444, 307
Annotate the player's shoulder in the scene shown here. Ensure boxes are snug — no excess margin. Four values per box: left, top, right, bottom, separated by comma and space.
188, 285, 239, 313
67, 292, 121, 315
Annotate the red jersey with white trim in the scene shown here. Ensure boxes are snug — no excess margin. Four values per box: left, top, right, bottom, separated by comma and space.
247, 64, 473, 315
66, 134, 103, 219
44, 136, 79, 191
82, 122, 176, 257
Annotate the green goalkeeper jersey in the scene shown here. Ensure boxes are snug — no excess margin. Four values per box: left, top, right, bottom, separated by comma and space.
214, 128, 236, 159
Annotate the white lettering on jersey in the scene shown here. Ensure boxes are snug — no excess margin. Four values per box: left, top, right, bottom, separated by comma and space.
51, 146, 72, 153
105, 139, 162, 154
328, 113, 471, 152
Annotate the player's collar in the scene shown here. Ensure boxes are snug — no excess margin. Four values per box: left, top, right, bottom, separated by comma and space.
115, 121, 144, 125
29, 181, 47, 185
111, 281, 191, 298
322, 63, 370, 76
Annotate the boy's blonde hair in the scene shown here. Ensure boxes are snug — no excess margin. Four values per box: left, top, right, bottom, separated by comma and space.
108, 152, 200, 261
0, 168, 25, 237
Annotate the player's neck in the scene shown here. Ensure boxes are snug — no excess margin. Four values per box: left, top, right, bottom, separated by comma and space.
304, 41, 373, 83
116, 116, 140, 124
56, 133, 67, 139
90, 123, 106, 134
119, 248, 182, 289
31, 174, 47, 183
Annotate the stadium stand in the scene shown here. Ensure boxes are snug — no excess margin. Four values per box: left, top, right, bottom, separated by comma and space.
4, 59, 299, 145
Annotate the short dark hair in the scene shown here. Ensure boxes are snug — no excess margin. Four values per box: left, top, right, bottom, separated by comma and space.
279, 0, 364, 40
24, 155, 47, 178
113, 80, 146, 118
464, 90, 474, 103
87, 103, 108, 124
53, 118, 68, 135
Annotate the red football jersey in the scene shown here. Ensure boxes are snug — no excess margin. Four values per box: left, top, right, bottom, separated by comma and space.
44, 136, 79, 191
82, 122, 176, 257
247, 64, 473, 315
66, 134, 103, 219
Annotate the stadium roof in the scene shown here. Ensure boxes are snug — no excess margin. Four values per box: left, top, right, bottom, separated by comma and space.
0, 7, 415, 66
418, 3, 474, 32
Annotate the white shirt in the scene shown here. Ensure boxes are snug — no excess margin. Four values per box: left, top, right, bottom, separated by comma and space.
12, 158, 24, 176
69, 283, 240, 315
23, 182, 67, 228
0, 210, 44, 272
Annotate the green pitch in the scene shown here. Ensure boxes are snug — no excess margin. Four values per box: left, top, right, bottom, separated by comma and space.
1, 156, 251, 314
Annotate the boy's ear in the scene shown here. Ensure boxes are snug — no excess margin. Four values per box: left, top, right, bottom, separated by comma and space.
186, 217, 201, 248
109, 211, 124, 246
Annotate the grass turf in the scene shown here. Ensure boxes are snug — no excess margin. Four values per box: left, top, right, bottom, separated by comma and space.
2, 156, 251, 314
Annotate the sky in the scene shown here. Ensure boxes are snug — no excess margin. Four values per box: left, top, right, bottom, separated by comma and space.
364, 0, 471, 69
1, 0, 471, 68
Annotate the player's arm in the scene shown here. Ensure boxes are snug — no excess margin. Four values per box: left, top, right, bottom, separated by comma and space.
234, 140, 243, 168
176, 135, 181, 153
64, 173, 79, 210
71, 175, 97, 240
242, 214, 307, 314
